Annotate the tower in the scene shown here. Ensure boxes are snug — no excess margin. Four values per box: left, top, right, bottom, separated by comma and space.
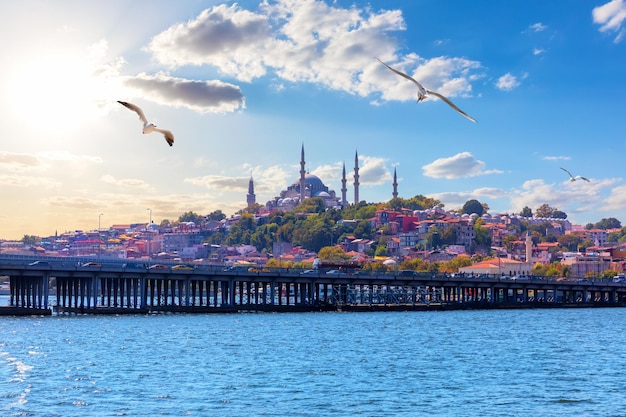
246, 174, 256, 207
525, 232, 532, 264
353, 150, 360, 205
341, 162, 347, 207
299, 143, 306, 202
392, 167, 398, 199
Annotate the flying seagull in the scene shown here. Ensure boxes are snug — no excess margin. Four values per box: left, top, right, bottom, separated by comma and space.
376, 58, 477, 123
117, 101, 174, 146
560, 167, 590, 182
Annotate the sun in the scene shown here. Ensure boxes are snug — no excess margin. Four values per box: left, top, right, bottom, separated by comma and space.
6, 41, 123, 137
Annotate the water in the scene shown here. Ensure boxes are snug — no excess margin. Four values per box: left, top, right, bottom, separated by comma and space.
1, 308, 626, 417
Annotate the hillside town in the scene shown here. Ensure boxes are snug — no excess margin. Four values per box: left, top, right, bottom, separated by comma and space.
2, 146, 625, 280
2, 203, 626, 281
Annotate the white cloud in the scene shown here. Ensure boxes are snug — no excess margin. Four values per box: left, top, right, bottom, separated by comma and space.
123, 73, 245, 113
422, 152, 502, 179
101, 174, 152, 190
145, 1, 481, 101
311, 162, 343, 187
528, 23, 548, 32
533, 48, 546, 55
593, 0, 626, 43
184, 164, 292, 197
508, 177, 619, 216
0, 152, 43, 172
0, 174, 60, 188
496, 72, 521, 91
147, 4, 272, 81
542, 155, 571, 161
428, 188, 507, 208
359, 155, 392, 185
602, 184, 626, 211
184, 175, 250, 192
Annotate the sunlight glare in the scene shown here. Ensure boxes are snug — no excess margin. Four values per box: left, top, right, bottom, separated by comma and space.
7, 45, 123, 136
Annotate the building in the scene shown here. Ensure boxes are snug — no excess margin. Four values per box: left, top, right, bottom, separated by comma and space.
265, 144, 343, 211
246, 175, 256, 207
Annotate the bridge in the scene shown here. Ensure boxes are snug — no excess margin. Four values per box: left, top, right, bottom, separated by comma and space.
1, 255, 626, 315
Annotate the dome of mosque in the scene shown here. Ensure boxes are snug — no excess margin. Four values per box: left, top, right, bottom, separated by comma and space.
292, 173, 325, 188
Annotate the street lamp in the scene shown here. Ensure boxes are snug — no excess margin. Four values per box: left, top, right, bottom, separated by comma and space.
146, 208, 152, 259
98, 213, 104, 259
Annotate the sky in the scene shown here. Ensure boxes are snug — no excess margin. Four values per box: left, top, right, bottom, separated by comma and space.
0, 0, 625, 240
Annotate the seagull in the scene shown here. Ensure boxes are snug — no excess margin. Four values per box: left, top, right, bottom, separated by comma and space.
560, 167, 590, 182
376, 58, 477, 123
117, 101, 174, 146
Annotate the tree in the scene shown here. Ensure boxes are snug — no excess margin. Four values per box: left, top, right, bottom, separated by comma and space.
225, 214, 256, 245
206, 210, 226, 221
473, 219, 492, 249
374, 245, 389, 257
21, 235, 39, 246
519, 206, 533, 217
502, 235, 517, 252
462, 199, 484, 216
594, 217, 622, 230
318, 246, 349, 260
535, 204, 566, 219
558, 234, 581, 252
238, 203, 263, 215
382, 195, 442, 211
178, 211, 204, 225
440, 256, 472, 273
293, 197, 326, 214
353, 219, 372, 239
425, 228, 441, 249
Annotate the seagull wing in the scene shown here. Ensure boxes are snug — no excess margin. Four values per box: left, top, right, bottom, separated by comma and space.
153, 128, 174, 147
560, 167, 574, 178
426, 90, 477, 123
376, 58, 427, 97
118, 101, 148, 125
579, 176, 590, 182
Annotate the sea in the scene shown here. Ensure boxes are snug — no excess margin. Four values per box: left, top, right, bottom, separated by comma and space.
1, 306, 626, 417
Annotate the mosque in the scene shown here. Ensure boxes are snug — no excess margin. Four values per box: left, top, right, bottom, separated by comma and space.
247, 144, 398, 212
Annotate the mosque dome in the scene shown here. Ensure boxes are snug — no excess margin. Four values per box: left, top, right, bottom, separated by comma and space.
292, 173, 325, 188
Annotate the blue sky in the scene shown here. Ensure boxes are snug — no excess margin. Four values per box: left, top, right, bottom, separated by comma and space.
0, 0, 625, 239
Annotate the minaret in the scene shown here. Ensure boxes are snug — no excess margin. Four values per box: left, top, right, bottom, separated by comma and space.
392, 167, 398, 199
525, 231, 532, 264
341, 162, 347, 207
353, 150, 360, 205
246, 174, 256, 207
299, 143, 306, 202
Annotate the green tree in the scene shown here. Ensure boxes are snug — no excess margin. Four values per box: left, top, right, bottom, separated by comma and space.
519, 206, 533, 217
374, 245, 389, 257
535, 204, 566, 219
225, 214, 257, 246
206, 210, 226, 221
178, 211, 204, 224
440, 226, 457, 246
21, 235, 39, 246
473, 218, 492, 249
293, 197, 326, 214
318, 246, 349, 260
353, 219, 372, 239
462, 199, 484, 216
558, 234, 581, 252
594, 217, 622, 230
502, 235, 517, 252
440, 256, 472, 273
